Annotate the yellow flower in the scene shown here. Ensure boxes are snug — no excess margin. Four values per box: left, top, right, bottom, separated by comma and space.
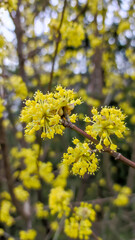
84, 116, 91, 122
61, 21, 85, 47
24, 134, 36, 143
11, 146, 55, 189
52, 163, 69, 188
96, 144, 102, 151
39, 162, 54, 184
20, 86, 81, 139
35, 202, 48, 219
0, 98, 5, 118
0, 36, 5, 48
85, 107, 126, 151
113, 185, 132, 207
0, 199, 16, 226
113, 194, 129, 207
1, 191, 11, 200
0, 0, 18, 11
69, 114, 78, 123
121, 186, 132, 195
49, 187, 73, 218
64, 202, 96, 239
14, 185, 29, 202
113, 184, 121, 192
72, 138, 80, 145
16, 131, 23, 139
117, 21, 130, 34
99, 178, 106, 187
0, 229, 4, 237
19, 229, 37, 240
51, 221, 59, 231
9, 75, 28, 100
94, 204, 101, 212
63, 140, 99, 177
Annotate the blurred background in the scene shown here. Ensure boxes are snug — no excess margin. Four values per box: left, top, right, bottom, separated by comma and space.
0, 0, 135, 239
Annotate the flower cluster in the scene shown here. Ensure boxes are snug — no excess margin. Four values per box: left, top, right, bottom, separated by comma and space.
0, 229, 4, 237
61, 22, 85, 47
88, 0, 98, 14
20, 86, 81, 139
11, 146, 54, 189
89, 35, 102, 49
14, 185, 29, 202
0, 192, 16, 226
113, 185, 132, 207
19, 229, 37, 240
9, 75, 28, 100
39, 161, 54, 184
49, 187, 73, 218
117, 21, 130, 34
126, 47, 135, 65
35, 202, 48, 219
12, 147, 40, 189
0, 0, 18, 12
50, 221, 59, 231
85, 107, 126, 150
64, 202, 96, 239
0, 97, 5, 118
52, 163, 69, 188
0, 36, 5, 48
63, 139, 99, 177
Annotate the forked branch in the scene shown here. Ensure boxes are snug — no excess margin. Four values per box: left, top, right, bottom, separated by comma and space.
62, 119, 135, 169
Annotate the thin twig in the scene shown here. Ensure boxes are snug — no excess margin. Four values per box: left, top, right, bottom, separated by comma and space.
48, 0, 67, 92
103, 152, 113, 193
10, 0, 27, 84
73, 2, 88, 22
72, 196, 113, 206
91, 231, 99, 240
45, 230, 53, 240
52, 216, 65, 240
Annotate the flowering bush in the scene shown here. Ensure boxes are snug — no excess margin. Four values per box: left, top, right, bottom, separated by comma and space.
0, 0, 135, 240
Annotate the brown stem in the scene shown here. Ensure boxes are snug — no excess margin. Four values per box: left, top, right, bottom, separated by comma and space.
73, 3, 88, 22
10, 0, 27, 84
103, 152, 113, 193
0, 119, 30, 222
62, 120, 135, 169
48, 0, 67, 92
87, 12, 103, 96
76, 177, 88, 202
72, 193, 135, 206
91, 231, 99, 240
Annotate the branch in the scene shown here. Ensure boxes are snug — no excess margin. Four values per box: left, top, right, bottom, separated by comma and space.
0, 119, 31, 222
52, 216, 65, 240
72, 193, 135, 207
91, 231, 99, 240
10, 0, 27, 84
48, 0, 67, 92
62, 120, 135, 169
73, 2, 88, 22
103, 153, 113, 194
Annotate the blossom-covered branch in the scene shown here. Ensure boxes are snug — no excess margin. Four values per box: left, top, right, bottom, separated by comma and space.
20, 86, 135, 171
62, 119, 135, 169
